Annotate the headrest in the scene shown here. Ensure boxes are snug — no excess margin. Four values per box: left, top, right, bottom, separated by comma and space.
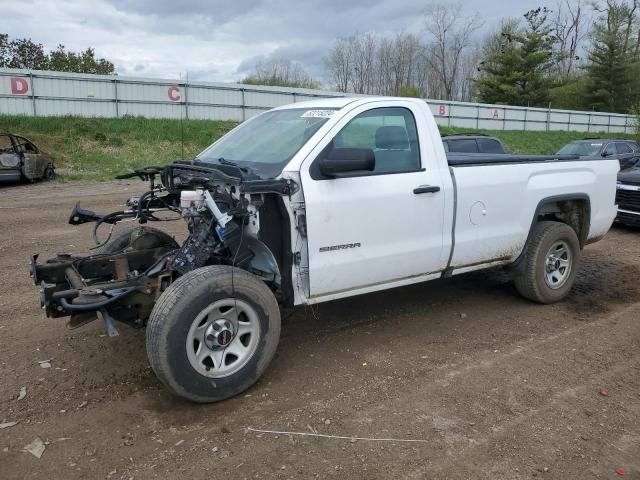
375, 126, 409, 150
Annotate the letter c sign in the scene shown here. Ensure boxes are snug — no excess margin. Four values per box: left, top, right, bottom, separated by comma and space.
168, 86, 181, 102
10, 77, 29, 95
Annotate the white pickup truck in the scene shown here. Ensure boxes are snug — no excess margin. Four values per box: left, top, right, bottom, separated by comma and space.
31, 97, 619, 403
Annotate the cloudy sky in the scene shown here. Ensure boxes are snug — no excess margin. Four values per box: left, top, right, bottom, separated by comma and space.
3, 0, 556, 83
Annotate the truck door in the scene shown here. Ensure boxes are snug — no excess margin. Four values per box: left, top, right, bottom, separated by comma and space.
300, 101, 449, 298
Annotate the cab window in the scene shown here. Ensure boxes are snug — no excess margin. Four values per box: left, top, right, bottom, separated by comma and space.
331, 107, 421, 174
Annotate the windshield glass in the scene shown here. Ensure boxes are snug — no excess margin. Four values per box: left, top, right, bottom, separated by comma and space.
556, 142, 602, 156
197, 108, 337, 177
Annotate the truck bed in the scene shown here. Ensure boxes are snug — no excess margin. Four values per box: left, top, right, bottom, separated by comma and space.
447, 153, 580, 167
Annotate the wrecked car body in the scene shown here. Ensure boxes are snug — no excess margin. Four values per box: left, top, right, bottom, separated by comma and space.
0, 132, 55, 182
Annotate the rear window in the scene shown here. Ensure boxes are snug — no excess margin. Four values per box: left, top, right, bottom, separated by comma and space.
477, 138, 505, 154
447, 139, 478, 153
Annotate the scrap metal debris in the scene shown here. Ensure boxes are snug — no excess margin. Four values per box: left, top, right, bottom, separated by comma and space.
246, 427, 430, 444
0, 421, 19, 429
23, 438, 45, 458
38, 360, 51, 369
17, 386, 26, 401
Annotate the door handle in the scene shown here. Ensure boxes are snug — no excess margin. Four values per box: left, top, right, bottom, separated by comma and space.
413, 185, 441, 194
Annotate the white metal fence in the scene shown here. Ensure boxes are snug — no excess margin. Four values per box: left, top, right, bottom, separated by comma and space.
0, 68, 635, 133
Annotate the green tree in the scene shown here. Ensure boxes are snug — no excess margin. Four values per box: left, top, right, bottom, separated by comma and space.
0, 33, 115, 74
475, 8, 556, 107
5, 37, 47, 69
47, 45, 115, 74
241, 59, 320, 89
399, 86, 421, 97
548, 75, 588, 109
583, 1, 638, 113
0, 34, 10, 66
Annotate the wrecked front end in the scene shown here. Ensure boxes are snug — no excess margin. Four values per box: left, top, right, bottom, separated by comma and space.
30, 162, 294, 336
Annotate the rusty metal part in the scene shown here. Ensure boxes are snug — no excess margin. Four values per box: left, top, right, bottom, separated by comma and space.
112, 256, 130, 280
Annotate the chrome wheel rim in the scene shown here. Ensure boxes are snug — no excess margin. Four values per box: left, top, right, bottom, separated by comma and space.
544, 241, 572, 289
186, 298, 260, 378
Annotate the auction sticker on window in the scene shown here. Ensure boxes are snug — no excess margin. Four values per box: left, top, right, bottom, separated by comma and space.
301, 110, 335, 118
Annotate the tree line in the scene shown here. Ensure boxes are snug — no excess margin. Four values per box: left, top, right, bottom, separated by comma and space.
247, 0, 637, 114
0, 34, 114, 75
321, 0, 640, 113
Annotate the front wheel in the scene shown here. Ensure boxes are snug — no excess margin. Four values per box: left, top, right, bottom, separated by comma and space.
513, 221, 581, 304
146, 266, 281, 403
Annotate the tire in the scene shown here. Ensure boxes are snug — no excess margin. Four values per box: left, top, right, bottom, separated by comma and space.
513, 221, 581, 304
42, 166, 55, 181
146, 265, 281, 403
97, 226, 178, 254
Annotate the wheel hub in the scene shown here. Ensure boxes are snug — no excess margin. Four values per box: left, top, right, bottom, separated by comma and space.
185, 298, 261, 378
544, 241, 572, 289
204, 319, 235, 349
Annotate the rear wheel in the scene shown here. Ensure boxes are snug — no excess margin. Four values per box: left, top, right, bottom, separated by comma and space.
146, 266, 281, 403
513, 221, 581, 304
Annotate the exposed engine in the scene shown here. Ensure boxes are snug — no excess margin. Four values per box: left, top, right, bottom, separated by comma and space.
170, 188, 254, 274
30, 161, 294, 335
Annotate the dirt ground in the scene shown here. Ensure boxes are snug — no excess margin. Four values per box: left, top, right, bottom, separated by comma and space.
1, 180, 639, 480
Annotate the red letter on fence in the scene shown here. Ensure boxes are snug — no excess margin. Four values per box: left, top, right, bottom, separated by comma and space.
492, 108, 500, 119
438, 105, 446, 116
10, 77, 29, 95
168, 86, 181, 102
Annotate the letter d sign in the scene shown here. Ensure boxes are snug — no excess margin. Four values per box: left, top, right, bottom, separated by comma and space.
10, 77, 29, 95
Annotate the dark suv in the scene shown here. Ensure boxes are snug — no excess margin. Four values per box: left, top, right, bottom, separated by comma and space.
556, 139, 640, 170
442, 134, 507, 154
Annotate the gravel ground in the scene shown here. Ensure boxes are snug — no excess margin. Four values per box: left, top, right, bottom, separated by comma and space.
1, 180, 639, 479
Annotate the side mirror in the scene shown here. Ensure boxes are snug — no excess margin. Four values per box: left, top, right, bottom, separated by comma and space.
602, 151, 612, 157
318, 147, 375, 177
